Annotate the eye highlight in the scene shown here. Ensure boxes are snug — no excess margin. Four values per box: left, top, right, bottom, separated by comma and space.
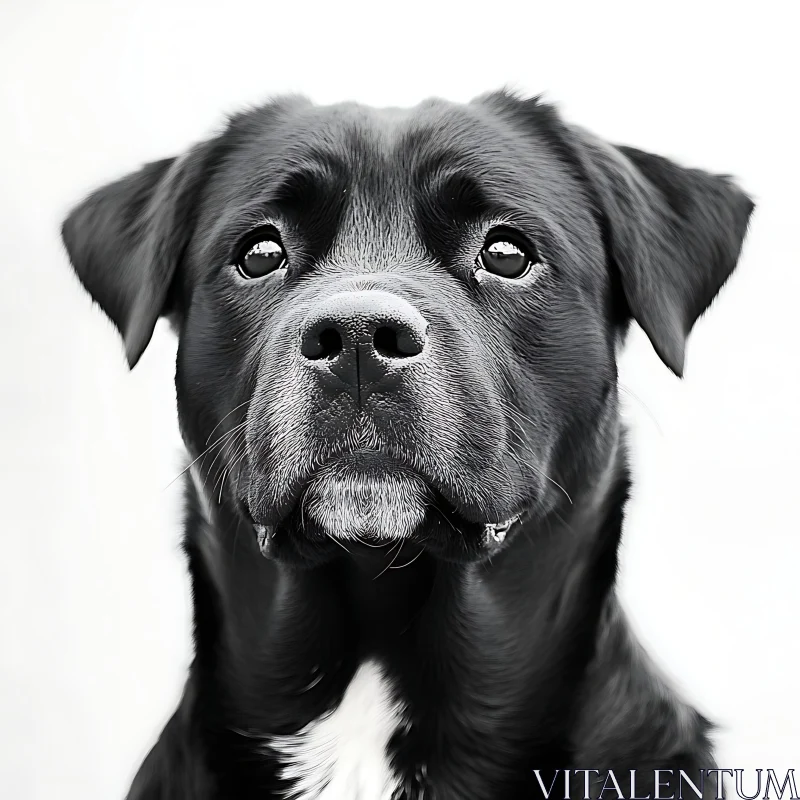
476, 229, 539, 279
235, 229, 287, 279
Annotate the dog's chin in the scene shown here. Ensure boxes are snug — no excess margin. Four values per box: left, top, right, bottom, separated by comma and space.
302, 461, 430, 541
247, 453, 524, 566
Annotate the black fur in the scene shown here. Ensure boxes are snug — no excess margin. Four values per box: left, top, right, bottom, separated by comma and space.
62, 90, 753, 799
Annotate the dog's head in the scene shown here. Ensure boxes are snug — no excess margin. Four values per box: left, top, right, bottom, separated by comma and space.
62, 92, 752, 566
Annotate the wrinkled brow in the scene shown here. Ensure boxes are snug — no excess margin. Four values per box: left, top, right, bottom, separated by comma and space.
269, 161, 350, 210
414, 167, 491, 226
200, 161, 350, 266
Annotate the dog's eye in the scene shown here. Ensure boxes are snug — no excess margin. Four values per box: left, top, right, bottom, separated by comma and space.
235, 232, 287, 279
477, 232, 537, 279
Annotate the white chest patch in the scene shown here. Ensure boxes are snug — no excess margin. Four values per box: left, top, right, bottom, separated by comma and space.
267, 660, 407, 800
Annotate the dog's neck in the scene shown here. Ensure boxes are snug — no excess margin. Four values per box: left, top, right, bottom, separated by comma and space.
183, 427, 628, 780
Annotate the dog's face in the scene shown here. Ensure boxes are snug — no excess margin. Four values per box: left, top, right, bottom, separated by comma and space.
176, 98, 619, 564
62, 92, 752, 566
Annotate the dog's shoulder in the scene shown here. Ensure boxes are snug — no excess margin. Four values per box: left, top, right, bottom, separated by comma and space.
126, 680, 215, 800
570, 598, 715, 777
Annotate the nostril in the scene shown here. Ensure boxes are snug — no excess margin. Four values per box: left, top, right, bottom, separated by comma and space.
374, 324, 426, 358
302, 326, 343, 360
373, 326, 398, 357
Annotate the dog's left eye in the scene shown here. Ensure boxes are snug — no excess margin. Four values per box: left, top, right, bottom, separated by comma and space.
235, 232, 287, 279
476, 233, 538, 279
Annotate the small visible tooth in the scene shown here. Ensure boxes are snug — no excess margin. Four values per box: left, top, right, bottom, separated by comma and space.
483, 516, 519, 546
488, 525, 506, 544
483, 523, 506, 545
254, 523, 274, 556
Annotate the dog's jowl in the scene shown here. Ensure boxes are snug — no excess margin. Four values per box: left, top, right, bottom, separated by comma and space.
62, 91, 753, 799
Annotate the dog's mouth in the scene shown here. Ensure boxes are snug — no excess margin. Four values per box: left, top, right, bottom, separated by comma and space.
245, 450, 522, 563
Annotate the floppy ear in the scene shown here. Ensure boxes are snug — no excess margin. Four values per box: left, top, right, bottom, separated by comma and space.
61, 141, 214, 368
564, 126, 754, 376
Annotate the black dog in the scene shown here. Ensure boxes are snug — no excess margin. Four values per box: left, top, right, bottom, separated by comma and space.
62, 91, 752, 800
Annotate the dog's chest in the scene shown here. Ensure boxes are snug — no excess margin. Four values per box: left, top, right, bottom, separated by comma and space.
268, 660, 407, 799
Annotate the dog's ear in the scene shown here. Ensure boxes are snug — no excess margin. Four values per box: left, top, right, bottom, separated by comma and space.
563, 125, 754, 376
61, 141, 214, 368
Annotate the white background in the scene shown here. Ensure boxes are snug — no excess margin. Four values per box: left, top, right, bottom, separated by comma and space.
1, 1, 798, 797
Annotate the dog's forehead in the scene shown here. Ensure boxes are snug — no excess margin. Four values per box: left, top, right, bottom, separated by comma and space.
230, 96, 498, 160
196, 94, 583, 270
216, 94, 558, 198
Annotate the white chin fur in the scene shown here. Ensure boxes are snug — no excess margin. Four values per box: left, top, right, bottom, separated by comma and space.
303, 467, 429, 541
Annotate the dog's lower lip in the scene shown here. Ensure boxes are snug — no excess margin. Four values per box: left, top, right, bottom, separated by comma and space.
246, 456, 526, 553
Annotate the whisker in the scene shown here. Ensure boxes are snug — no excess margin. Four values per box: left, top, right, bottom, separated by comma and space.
163, 422, 247, 490
373, 539, 406, 580
425, 495, 463, 538
504, 408, 573, 505
351, 534, 394, 549
618, 382, 663, 435
213, 428, 249, 502
324, 531, 353, 555
203, 422, 248, 492
204, 399, 251, 445
390, 546, 425, 570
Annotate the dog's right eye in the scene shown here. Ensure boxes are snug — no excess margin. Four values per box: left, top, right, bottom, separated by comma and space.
235, 231, 287, 279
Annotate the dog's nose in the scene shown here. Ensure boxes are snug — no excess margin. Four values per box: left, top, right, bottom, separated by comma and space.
300, 290, 429, 398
